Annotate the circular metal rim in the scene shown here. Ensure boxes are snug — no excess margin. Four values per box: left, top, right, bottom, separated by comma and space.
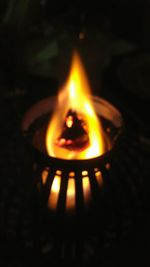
21, 96, 124, 168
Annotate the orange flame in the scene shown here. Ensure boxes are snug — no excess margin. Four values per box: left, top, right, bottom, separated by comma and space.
46, 51, 105, 160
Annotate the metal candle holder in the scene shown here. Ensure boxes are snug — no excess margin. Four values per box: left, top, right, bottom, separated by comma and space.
22, 96, 123, 221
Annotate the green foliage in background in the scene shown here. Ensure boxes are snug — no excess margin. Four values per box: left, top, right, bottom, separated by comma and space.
0, 0, 39, 32
3, 0, 30, 24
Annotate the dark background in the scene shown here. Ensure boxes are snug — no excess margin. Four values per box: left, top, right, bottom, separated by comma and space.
0, 0, 149, 129
0, 1, 150, 266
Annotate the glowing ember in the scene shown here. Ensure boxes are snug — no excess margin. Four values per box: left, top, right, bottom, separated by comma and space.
46, 51, 105, 160
55, 109, 89, 151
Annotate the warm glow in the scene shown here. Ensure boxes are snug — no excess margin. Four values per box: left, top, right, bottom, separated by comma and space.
48, 175, 61, 210
95, 169, 103, 187
82, 170, 88, 176
46, 51, 105, 159
66, 178, 76, 211
82, 176, 91, 204
46, 170, 93, 211
42, 168, 49, 184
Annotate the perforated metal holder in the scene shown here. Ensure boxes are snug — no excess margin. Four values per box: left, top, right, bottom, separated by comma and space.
22, 96, 123, 229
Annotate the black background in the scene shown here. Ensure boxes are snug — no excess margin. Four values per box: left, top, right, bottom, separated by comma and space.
0, 1, 150, 266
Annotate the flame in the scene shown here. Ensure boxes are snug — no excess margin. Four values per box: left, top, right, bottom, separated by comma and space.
46, 51, 105, 159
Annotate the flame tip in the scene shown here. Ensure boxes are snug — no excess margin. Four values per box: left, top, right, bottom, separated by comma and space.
46, 51, 105, 159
